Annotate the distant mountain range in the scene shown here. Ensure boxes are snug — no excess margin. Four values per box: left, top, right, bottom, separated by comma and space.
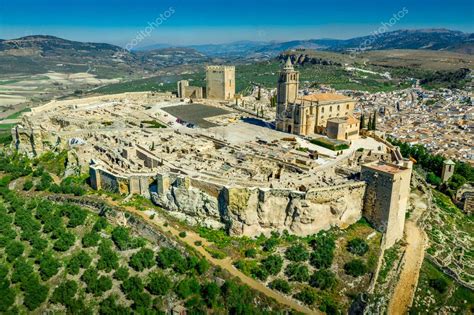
138, 29, 474, 57
0, 29, 472, 77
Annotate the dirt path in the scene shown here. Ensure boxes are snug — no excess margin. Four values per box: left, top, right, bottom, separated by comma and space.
388, 192, 428, 315
108, 199, 319, 315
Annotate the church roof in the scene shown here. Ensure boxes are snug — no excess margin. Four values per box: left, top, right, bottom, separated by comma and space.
301, 93, 352, 102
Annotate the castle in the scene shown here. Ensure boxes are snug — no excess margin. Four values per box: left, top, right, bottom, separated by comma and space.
177, 65, 235, 101
275, 58, 359, 139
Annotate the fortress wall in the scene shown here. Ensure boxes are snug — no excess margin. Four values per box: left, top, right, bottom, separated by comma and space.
152, 175, 366, 237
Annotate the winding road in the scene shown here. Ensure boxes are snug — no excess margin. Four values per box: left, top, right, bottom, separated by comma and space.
388, 191, 428, 315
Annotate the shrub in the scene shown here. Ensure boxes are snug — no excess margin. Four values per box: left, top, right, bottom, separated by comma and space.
146, 272, 171, 296
294, 287, 317, 305
285, 243, 309, 262
344, 259, 367, 277
97, 241, 119, 272
175, 277, 200, 299
129, 248, 155, 271
269, 279, 291, 294
309, 269, 336, 290
53, 230, 75, 252
179, 231, 187, 238
426, 172, 442, 186
156, 247, 182, 269
347, 238, 369, 256
262, 237, 279, 252
194, 240, 202, 246
67, 251, 92, 275
6, 240, 24, 261
261, 254, 283, 275
23, 180, 34, 191
111, 226, 131, 250
244, 248, 257, 258
309, 232, 335, 269
113, 267, 129, 281
201, 282, 220, 307
22, 276, 49, 310
429, 278, 448, 294
82, 232, 100, 247
38, 253, 61, 280
50, 280, 78, 305
252, 265, 269, 281
285, 263, 310, 282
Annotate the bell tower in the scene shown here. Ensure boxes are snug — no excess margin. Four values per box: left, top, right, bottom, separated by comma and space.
276, 57, 299, 131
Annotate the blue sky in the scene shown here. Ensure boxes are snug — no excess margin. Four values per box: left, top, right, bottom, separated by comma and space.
0, 0, 472, 46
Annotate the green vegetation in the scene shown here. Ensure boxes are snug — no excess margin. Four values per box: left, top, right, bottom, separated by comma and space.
310, 137, 350, 151
346, 238, 369, 256
344, 259, 368, 277
141, 120, 167, 129
388, 137, 473, 197
411, 259, 473, 314
0, 172, 285, 313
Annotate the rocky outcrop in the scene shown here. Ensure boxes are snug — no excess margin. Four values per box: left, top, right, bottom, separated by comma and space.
152, 174, 366, 237
278, 53, 342, 67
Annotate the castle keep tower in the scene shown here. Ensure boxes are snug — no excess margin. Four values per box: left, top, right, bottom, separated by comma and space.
206, 65, 235, 100
276, 58, 299, 132
361, 161, 412, 249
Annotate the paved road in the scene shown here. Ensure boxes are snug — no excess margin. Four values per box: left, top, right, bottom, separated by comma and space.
388, 191, 428, 315
108, 199, 319, 314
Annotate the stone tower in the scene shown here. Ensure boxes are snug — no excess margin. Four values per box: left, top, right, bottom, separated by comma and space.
206, 65, 235, 100
276, 58, 299, 132
361, 161, 412, 249
441, 159, 455, 183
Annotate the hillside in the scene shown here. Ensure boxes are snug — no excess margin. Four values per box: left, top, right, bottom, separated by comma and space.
0, 36, 211, 77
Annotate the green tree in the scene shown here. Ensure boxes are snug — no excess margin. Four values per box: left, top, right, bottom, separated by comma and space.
285, 243, 309, 262
309, 269, 336, 290
344, 259, 367, 277
346, 238, 369, 256
67, 251, 92, 275
50, 280, 78, 306
39, 253, 61, 280
269, 279, 291, 294
129, 248, 155, 272
23, 180, 34, 191
113, 267, 129, 281
82, 231, 100, 247
285, 263, 310, 282
22, 276, 49, 310
294, 287, 317, 306
372, 111, 377, 130
5, 240, 24, 261
97, 241, 119, 272
146, 272, 171, 296
201, 282, 220, 307
261, 254, 283, 275
359, 114, 365, 130
175, 277, 200, 299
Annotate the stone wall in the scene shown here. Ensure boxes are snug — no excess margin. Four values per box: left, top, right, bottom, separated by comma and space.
152, 173, 366, 237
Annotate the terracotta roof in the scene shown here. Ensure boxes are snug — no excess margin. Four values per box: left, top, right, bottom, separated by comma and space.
301, 93, 352, 102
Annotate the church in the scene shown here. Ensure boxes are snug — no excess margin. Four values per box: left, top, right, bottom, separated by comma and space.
275, 58, 359, 140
